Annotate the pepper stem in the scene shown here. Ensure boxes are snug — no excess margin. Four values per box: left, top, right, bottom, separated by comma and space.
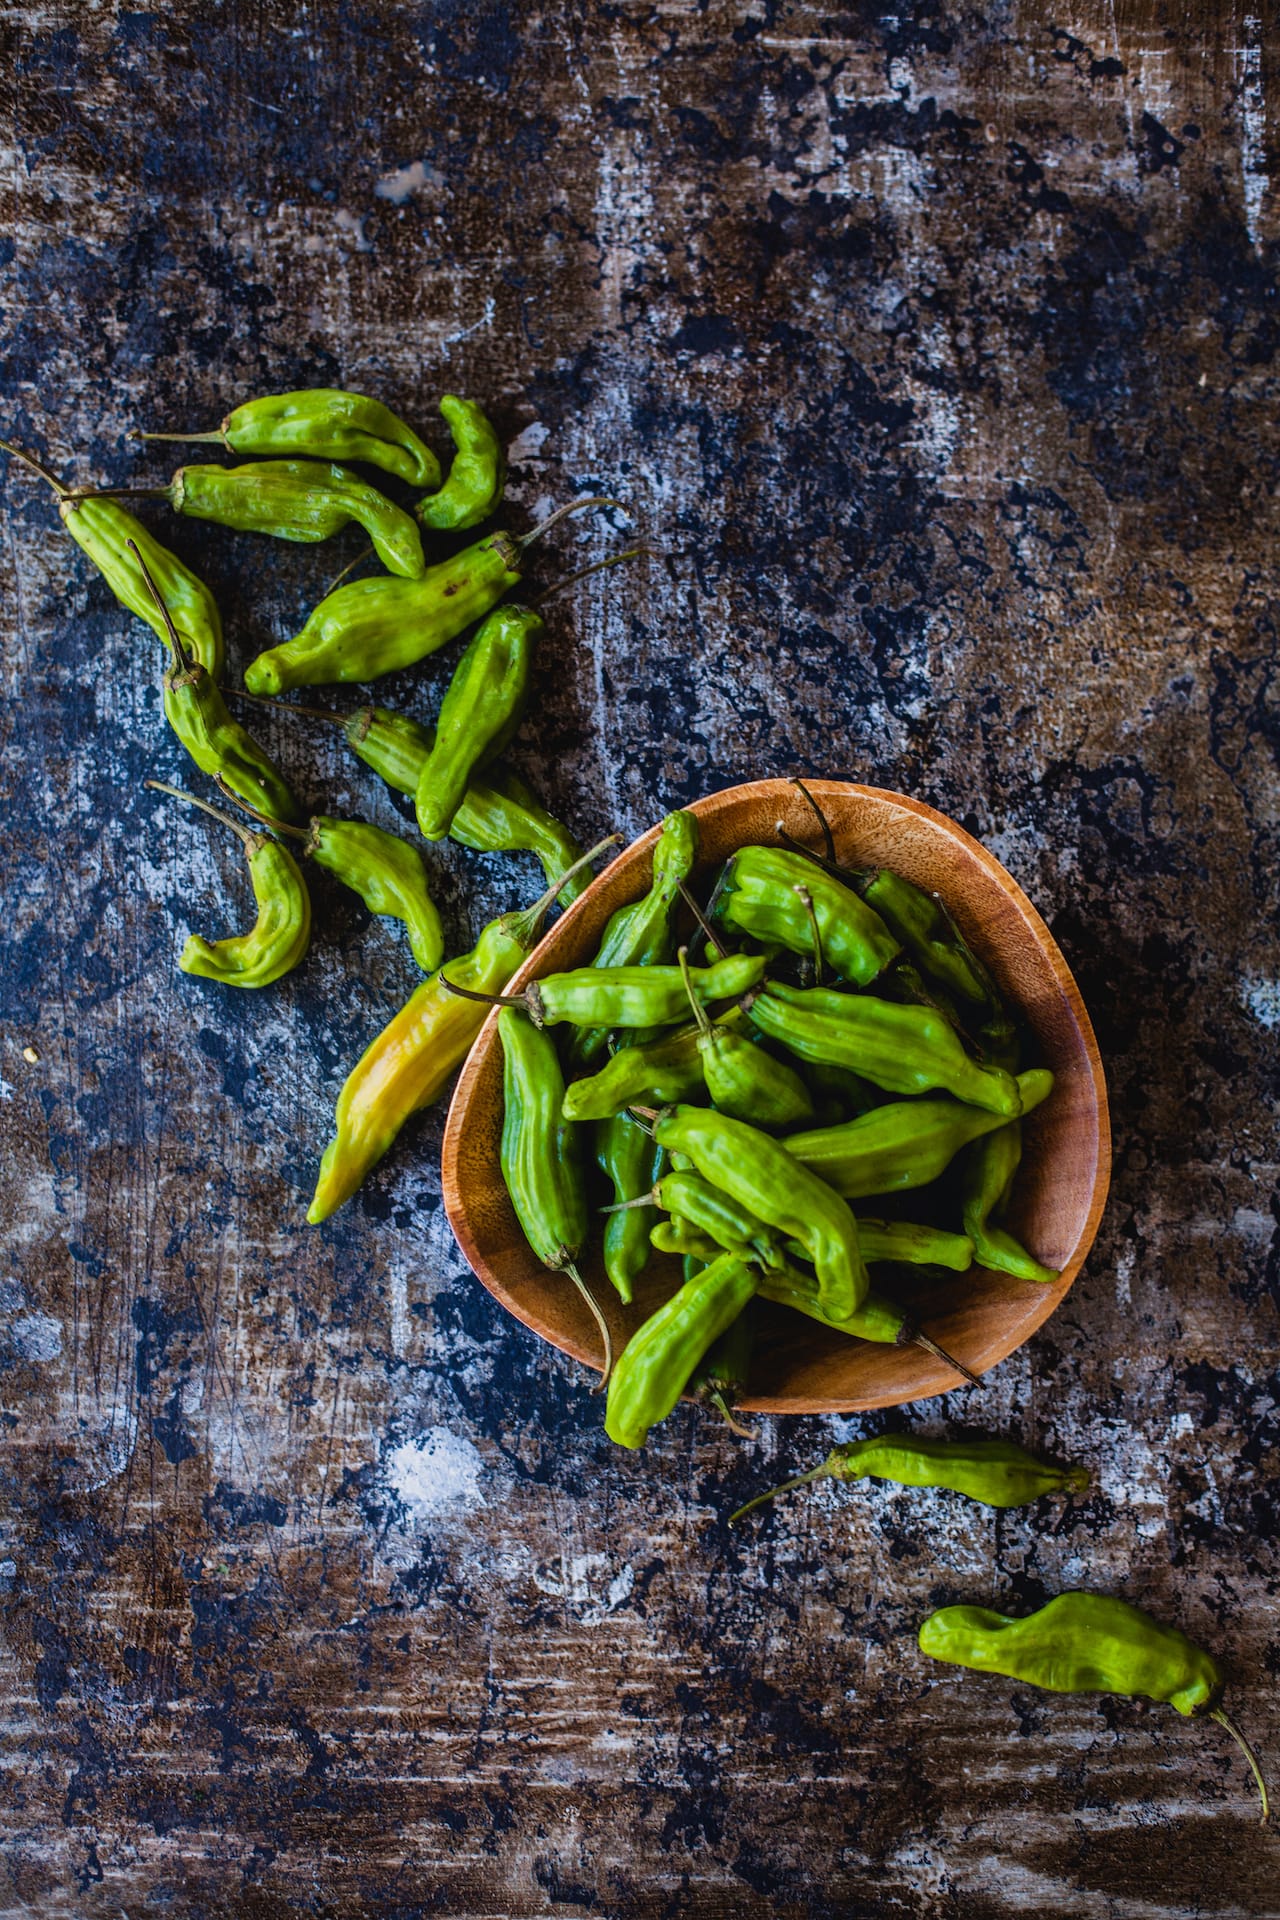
517, 496, 629, 551
677, 945, 713, 1039
677, 879, 728, 958
145, 778, 257, 850
775, 827, 857, 886
598, 1187, 661, 1216
321, 544, 377, 595
138, 429, 226, 446
506, 834, 621, 949
534, 543, 654, 605
1208, 1706, 1271, 1825
790, 777, 837, 863
727, 1461, 834, 1525
230, 689, 346, 726
0, 438, 70, 498
439, 976, 533, 1013
67, 485, 169, 500
214, 779, 307, 841
562, 1260, 613, 1391
707, 1390, 759, 1441
913, 1331, 983, 1388
795, 884, 825, 987
128, 538, 195, 670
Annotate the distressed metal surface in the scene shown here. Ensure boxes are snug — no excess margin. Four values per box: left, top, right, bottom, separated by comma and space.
1, 2, 1278, 1915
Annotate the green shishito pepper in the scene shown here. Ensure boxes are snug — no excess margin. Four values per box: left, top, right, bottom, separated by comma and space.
962, 1120, 1060, 1283
249, 806, 444, 974
731, 1434, 1088, 1522
605, 1251, 758, 1449
243, 497, 620, 694
1, 442, 225, 677
562, 1021, 708, 1122
471, 952, 766, 1031
918, 1592, 1270, 1823
596, 1112, 665, 1305
713, 845, 901, 985
677, 947, 813, 1129
302, 701, 587, 906
308, 839, 617, 1223
572, 810, 699, 1067
414, 605, 539, 840
748, 982, 1023, 1115
498, 1006, 613, 1383
416, 395, 505, 531
781, 1069, 1053, 1199
141, 388, 442, 488
112, 460, 426, 577
651, 1106, 868, 1325
147, 782, 311, 989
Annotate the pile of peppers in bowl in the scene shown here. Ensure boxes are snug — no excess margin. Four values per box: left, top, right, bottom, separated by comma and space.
1, 387, 1268, 1826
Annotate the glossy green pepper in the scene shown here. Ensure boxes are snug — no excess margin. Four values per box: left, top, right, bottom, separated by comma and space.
117, 460, 426, 576
731, 1434, 1088, 1522
147, 782, 310, 989
918, 1592, 1269, 1823
414, 605, 538, 839
677, 947, 813, 1129
783, 1069, 1053, 1198
244, 497, 618, 694
288, 700, 588, 906
962, 1121, 1059, 1283
141, 388, 441, 488
748, 982, 1023, 1115
254, 807, 444, 973
596, 1113, 665, 1305
652, 1105, 868, 1323
128, 542, 300, 823
472, 952, 766, 1031
648, 1191, 972, 1276
572, 811, 700, 1067
498, 1005, 612, 1382
2, 442, 224, 677
416, 395, 504, 530
712, 846, 900, 986
605, 1251, 759, 1449
308, 839, 616, 1222
861, 869, 1005, 1019
562, 1022, 709, 1122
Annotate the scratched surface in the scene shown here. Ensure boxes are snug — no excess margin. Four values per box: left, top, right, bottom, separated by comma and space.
1, 3, 1279, 1915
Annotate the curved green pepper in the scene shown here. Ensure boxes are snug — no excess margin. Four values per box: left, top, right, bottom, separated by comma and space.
919, 1592, 1269, 1822
732, 1435, 1088, 1522
286, 814, 444, 972
561, 1023, 707, 1122
713, 846, 900, 985
496, 952, 766, 1031
596, 1112, 665, 1305
416, 395, 505, 530
571, 811, 699, 1066
749, 982, 1023, 1115
141, 388, 441, 488
414, 605, 538, 839
962, 1121, 1059, 1283
605, 1251, 758, 1449
783, 1069, 1053, 1198
147, 782, 310, 989
677, 947, 813, 1129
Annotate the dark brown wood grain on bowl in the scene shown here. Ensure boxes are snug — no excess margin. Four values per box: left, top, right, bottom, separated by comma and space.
442, 779, 1111, 1414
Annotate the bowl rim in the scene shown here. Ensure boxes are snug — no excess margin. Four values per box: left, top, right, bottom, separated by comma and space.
442, 778, 1111, 1412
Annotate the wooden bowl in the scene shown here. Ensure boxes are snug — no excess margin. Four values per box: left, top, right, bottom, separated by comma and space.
442, 780, 1110, 1414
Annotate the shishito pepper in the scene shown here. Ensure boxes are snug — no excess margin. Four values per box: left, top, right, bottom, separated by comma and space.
677, 945, 813, 1129
447, 953, 766, 1031
731, 1434, 1088, 1523
243, 497, 620, 695
308, 839, 617, 1223
605, 1251, 759, 1449
962, 1120, 1060, 1283
918, 1592, 1269, 1824
414, 605, 539, 839
571, 810, 700, 1067
140, 387, 442, 488
416, 395, 505, 531
712, 845, 901, 985
596, 1112, 665, 1305
146, 782, 310, 989
561, 1022, 708, 1122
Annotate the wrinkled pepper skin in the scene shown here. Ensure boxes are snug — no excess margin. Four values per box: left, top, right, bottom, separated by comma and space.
652, 1106, 868, 1323
817, 1436, 1087, 1505
605, 1252, 758, 1449
749, 982, 1024, 1115
166, 460, 425, 576
244, 530, 522, 694
162, 656, 302, 823
679, 948, 813, 1130
714, 846, 900, 985
861, 869, 1002, 1014
653, 1192, 972, 1277
918, 1593, 1221, 1714
417, 395, 505, 531
339, 706, 587, 905
498, 1008, 587, 1273
562, 1023, 707, 1122
572, 811, 699, 1065
414, 605, 539, 839
596, 1113, 665, 1304
782, 1069, 1053, 1198
148, 389, 441, 488
527, 952, 766, 1030
61, 494, 225, 677
177, 830, 311, 990
962, 1121, 1060, 1283
305, 816, 444, 973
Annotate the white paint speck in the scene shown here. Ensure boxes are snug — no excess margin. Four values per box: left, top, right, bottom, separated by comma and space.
374, 160, 442, 204
1238, 18, 1268, 252
7, 1312, 62, 1362
1240, 974, 1280, 1028
385, 1425, 485, 1523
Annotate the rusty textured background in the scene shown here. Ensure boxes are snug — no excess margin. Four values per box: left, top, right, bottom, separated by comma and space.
2, 2, 1279, 1915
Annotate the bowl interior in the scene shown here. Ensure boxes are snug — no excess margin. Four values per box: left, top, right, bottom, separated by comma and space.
442, 779, 1110, 1413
